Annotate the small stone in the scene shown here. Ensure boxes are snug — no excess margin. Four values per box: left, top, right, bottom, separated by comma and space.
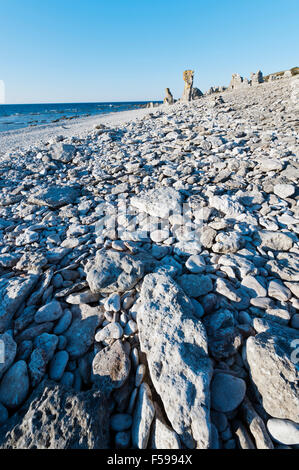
267, 418, 299, 445
28, 349, 47, 387
268, 280, 291, 302
190, 298, 205, 318
105, 293, 121, 312
28, 185, 80, 208
92, 340, 131, 392
60, 371, 74, 388
85, 249, 145, 295
132, 383, 155, 449
258, 231, 293, 251
177, 274, 213, 298
211, 373, 246, 412
0, 403, 8, 425
185, 255, 206, 273
115, 431, 131, 449
149, 229, 169, 243
124, 320, 138, 336
0, 361, 29, 409
34, 300, 63, 324
49, 350, 69, 381
291, 314, 299, 329
135, 364, 146, 387
110, 414, 133, 432
66, 291, 100, 305
131, 187, 182, 219
274, 184, 295, 199
64, 304, 104, 359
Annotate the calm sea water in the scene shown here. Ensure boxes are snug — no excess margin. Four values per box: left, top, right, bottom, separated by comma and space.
0, 101, 158, 132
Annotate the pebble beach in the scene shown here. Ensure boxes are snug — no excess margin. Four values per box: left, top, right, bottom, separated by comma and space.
0, 73, 298, 450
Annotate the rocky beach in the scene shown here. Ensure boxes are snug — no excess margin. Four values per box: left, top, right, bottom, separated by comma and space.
0, 71, 298, 450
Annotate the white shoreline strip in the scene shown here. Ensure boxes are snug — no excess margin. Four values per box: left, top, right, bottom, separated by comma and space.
0, 106, 158, 156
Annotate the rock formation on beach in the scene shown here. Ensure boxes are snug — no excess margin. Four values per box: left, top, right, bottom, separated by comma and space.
163, 88, 174, 105
229, 73, 251, 90
182, 69, 194, 101
0, 71, 298, 450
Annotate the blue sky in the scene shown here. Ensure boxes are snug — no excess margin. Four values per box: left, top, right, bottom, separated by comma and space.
1, 0, 298, 104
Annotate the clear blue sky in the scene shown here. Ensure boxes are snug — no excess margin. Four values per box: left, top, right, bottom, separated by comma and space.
1, 0, 298, 104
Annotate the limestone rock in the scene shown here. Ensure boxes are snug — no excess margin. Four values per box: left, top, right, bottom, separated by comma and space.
246, 329, 299, 422
250, 70, 264, 85
0, 361, 29, 409
131, 187, 182, 219
132, 383, 155, 449
241, 397, 274, 449
64, 304, 104, 359
0, 333, 17, 380
258, 230, 293, 251
274, 184, 295, 199
267, 418, 299, 445
266, 253, 299, 281
51, 143, 76, 163
182, 70, 194, 102
137, 272, 213, 449
0, 274, 39, 332
0, 380, 109, 449
163, 88, 174, 105
28, 185, 80, 208
191, 87, 203, 100
85, 249, 145, 295
92, 340, 131, 393
229, 73, 250, 90
211, 373, 246, 412
150, 402, 181, 449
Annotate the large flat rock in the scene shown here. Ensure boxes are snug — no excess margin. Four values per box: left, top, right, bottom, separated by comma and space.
137, 273, 213, 449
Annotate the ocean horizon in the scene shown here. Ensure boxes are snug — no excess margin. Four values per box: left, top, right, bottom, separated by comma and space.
0, 100, 161, 132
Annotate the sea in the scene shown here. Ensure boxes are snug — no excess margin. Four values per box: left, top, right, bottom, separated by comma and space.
0, 101, 159, 133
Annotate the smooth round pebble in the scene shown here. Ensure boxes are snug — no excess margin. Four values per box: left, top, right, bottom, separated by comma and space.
110, 413, 133, 432
267, 418, 299, 445
95, 322, 123, 342
124, 320, 138, 336
150, 230, 170, 243
211, 373, 246, 412
291, 314, 299, 329
135, 364, 146, 387
115, 431, 131, 449
185, 254, 206, 273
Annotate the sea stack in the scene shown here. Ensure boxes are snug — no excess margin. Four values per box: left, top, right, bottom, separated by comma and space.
182, 70, 194, 101
163, 88, 174, 105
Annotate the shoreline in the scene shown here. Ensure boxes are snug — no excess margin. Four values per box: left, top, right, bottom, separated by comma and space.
0, 105, 160, 156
